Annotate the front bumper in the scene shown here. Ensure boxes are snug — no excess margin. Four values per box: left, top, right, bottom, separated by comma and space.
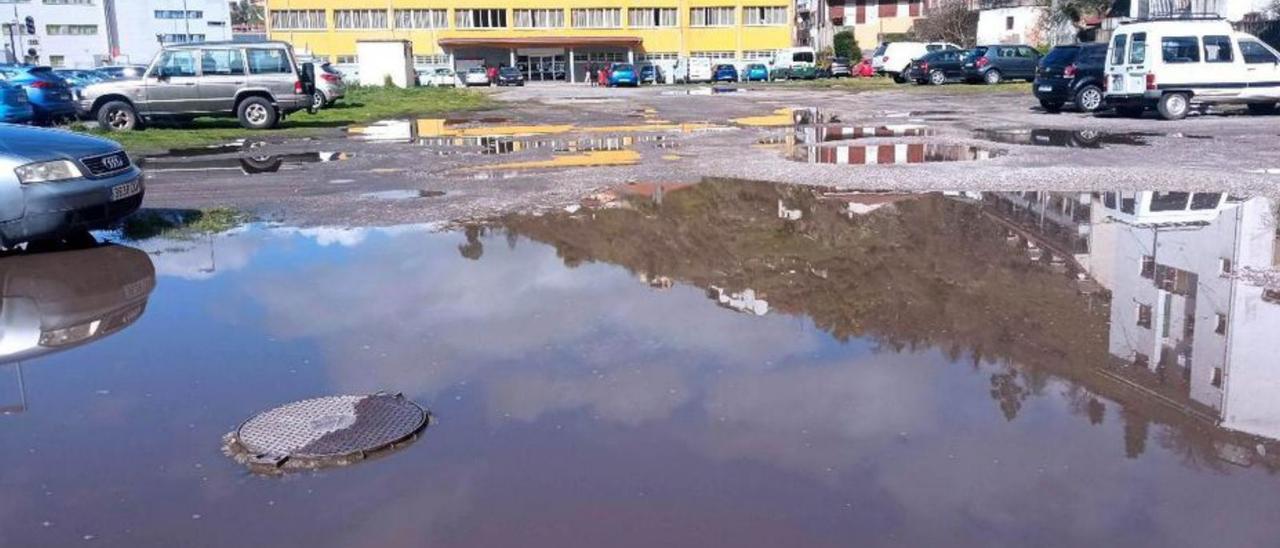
0, 168, 144, 245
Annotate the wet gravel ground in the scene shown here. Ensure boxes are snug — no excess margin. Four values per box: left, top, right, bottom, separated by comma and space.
136, 83, 1280, 226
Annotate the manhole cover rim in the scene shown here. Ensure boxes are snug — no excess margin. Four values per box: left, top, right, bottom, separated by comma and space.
232, 393, 428, 462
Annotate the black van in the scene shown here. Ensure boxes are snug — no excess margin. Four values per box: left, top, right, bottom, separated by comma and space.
1033, 43, 1108, 113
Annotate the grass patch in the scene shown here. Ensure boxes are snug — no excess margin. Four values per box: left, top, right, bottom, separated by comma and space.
748, 77, 1030, 95
92, 86, 494, 153
120, 207, 251, 240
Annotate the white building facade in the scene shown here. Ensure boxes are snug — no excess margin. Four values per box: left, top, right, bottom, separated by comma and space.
1, 0, 231, 68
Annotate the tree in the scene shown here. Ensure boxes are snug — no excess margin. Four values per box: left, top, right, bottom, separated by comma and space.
1039, 0, 1113, 42
833, 30, 860, 60
908, 0, 979, 47
231, 0, 265, 28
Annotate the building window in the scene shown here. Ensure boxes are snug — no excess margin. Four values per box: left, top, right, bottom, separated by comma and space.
246, 48, 291, 74
639, 52, 678, 61
514, 9, 564, 28
1211, 367, 1223, 388
1184, 314, 1195, 338
1137, 304, 1152, 329
395, 9, 447, 29
155, 10, 202, 20
334, 55, 357, 64
690, 7, 735, 27
1140, 255, 1155, 279
628, 7, 677, 27
413, 54, 449, 65
1005, 16, 1014, 30
1264, 289, 1280, 304
335, 9, 388, 29
159, 33, 204, 43
48, 54, 64, 67
43, 0, 93, 4
45, 24, 97, 35
270, 10, 325, 30
1219, 258, 1233, 276
692, 50, 735, 59
744, 6, 787, 25
456, 9, 507, 29
743, 50, 774, 59
572, 8, 621, 28
1215, 313, 1228, 335
208, 21, 225, 27
584, 52, 624, 62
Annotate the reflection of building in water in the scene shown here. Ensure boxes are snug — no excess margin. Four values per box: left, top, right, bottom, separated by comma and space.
707, 286, 769, 316
987, 192, 1093, 264
819, 192, 916, 218
1089, 192, 1280, 440
777, 200, 803, 221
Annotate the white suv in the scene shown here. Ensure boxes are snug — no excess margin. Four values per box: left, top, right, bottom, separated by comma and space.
871, 41, 962, 82
1104, 18, 1280, 120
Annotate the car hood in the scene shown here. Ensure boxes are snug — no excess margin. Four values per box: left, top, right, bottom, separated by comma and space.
0, 124, 122, 163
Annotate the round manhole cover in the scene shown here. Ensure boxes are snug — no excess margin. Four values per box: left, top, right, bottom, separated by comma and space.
224, 393, 428, 472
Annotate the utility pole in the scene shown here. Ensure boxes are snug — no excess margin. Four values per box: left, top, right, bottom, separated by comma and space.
183, 0, 191, 40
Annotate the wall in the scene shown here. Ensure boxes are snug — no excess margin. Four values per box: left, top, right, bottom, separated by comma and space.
266, 0, 792, 62
2, 1, 107, 68
975, 6, 1045, 46
830, 0, 925, 53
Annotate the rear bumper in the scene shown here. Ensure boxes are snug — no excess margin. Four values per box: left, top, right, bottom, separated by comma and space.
1033, 79, 1072, 101
0, 103, 34, 123
0, 168, 144, 245
1105, 93, 1155, 107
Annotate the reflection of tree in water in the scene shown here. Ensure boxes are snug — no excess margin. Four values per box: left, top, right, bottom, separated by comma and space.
499, 179, 1280, 469
1123, 409, 1149, 459
459, 225, 485, 261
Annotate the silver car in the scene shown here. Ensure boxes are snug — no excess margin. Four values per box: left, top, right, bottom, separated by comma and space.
78, 41, 311, 131
0, 124, 144, 248
307, 61, 347, 110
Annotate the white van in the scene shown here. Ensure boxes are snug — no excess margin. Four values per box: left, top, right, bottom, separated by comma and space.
771, 47, 817, 79
871, 42, 962, 82
1104, 18, 1280, 120
675, 57, 714, 83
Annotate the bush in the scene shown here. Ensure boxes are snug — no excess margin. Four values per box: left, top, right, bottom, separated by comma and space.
834, 30, 860, 60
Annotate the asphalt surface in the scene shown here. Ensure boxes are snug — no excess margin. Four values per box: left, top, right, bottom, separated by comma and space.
136, 82, 1280, 227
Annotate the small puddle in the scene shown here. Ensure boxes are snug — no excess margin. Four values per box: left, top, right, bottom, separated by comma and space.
974, 128, 1152, 148
362, 189, 446, 200
469, 149, 641, 171
792, 143, 1003, 165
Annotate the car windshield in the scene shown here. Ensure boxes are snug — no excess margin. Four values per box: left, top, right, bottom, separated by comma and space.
716, 65, 734, 70
749, 64, 766, 70
1042, 46, 1081, 66
468, 68, 485, 74
614, 64, 634, 71
873, 43, 888, 56
435, 68, 452, 75
499, 68, 520, 75
320, 64, 341, 75
967, 47, 988, 60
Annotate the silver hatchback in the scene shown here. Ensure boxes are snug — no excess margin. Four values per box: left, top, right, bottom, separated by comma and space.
78, 41, 311, 131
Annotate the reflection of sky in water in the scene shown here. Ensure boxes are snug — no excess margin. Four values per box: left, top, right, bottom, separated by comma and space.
1, 224, 1279, 547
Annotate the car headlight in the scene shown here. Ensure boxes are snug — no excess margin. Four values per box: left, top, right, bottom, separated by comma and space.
14, 160, 83, 184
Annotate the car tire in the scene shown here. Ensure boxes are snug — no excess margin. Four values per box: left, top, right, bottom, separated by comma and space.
929, 70, 947, 86
96, 100, 139, 132
1116, 105, 1145, 118
1074, 85, 1103, 113
311, 90, 327, 111
1246, 102, 1278, 115
1039, 99, 1064, 113
984, 70, 1002, 85
1156, 92, 1190, 121
892, 72, 907, 84
237, 96, 278, 130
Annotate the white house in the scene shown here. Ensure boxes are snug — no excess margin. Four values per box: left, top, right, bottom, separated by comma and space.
975, 0, 1048, 45
110, 0, 233, 65
2, 0, 109, 68
1090, 192, 1280, 440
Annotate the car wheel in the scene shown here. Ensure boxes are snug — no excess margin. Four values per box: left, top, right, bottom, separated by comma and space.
237, 96, 279, 130
1156, 92, 1190, 121
311, 90, 327, 110
96, 100, 139, 132
1246, 102, 1278, 115
929, 70, 947, 86
984, 70, 1002, 85
892, 72, 907, 84
1039, 98, 1064, 113
1074, 85, 1103, 113
1116, 105, 1145, 118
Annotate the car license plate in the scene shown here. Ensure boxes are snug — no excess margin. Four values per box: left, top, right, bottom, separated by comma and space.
111, 180, 141, 201
1038, 85, 1053, 92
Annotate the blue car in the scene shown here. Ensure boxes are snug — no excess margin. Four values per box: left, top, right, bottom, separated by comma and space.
712, 64, 739, 83
0, 81, 34, 124
607, 63, 638, 87
0, 65, 76, 123
745, 63, 769, 82
0, 124, 144, 247
639, 64, 661, 84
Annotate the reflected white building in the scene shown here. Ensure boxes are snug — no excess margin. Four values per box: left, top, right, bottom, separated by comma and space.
1089, 192, 1280, 440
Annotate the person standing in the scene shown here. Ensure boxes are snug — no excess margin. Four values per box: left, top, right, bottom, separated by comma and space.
587, 63, 597, 87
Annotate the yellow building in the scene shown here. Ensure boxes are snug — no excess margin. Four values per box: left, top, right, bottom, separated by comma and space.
266, 0, 793, 81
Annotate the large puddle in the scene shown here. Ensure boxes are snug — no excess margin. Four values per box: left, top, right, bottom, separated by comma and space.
4, 182, 1280, 546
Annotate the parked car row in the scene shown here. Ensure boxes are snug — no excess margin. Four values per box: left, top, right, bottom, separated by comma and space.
901, 44, 1042, 87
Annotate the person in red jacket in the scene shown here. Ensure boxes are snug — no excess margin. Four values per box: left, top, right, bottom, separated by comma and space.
486, 65, 498, 86
598, 64, 610, 87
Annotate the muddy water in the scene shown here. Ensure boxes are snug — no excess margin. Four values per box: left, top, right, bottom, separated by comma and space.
3, 183, 1280, 547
